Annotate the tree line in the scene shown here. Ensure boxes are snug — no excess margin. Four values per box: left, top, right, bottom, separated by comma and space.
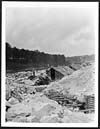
65, 55, 95, 66
6, 42, 66, 69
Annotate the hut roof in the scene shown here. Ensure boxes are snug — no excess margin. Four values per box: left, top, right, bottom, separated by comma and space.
48, 66, 74, 76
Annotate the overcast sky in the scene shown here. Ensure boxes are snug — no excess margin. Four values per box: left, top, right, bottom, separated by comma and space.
5, 3, 97, 57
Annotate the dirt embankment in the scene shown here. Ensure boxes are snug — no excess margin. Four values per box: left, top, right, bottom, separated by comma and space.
5, 63, 95, 123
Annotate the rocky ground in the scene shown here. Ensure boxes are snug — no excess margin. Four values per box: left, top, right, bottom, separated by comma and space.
5, 63, 95, 123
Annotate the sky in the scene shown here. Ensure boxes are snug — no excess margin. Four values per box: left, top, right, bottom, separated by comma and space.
5, 3, 97, 57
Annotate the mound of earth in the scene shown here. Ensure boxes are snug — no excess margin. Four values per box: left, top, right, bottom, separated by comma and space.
59, 64, 95, 96
43, 64, 95, 102
5, 63, 95, 123
6, 93, 94, 123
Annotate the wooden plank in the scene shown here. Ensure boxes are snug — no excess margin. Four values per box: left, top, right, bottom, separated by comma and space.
80, 109, 94, 112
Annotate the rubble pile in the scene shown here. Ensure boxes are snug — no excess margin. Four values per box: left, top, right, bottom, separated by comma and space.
43, 84, 86, 112
34, 73, 51, 86
6, 93, 94, 123
43, 64, 95, 112
5, 64, 95, 123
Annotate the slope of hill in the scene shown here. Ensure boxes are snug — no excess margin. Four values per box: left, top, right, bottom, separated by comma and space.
6, 42, 65, 72
65, 55, 95, 66
44, 63, 95, 101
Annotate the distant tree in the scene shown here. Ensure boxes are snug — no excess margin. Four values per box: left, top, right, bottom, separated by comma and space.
6, 42, 12, 60
12, 47, 20, 59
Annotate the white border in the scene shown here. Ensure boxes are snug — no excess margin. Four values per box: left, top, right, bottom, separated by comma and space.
2, 2, 98, 8
1, 2, 99, 127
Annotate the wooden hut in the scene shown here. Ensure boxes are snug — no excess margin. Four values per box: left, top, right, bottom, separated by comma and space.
46, 66, 74, 81
46, 67, 64, 80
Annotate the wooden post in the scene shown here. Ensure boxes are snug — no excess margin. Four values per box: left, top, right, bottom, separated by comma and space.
32, 69, 35, 77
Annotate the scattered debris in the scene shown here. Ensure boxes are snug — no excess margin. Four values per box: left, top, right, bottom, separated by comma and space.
5, 63, 95, 123
33, 73, 51, 86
